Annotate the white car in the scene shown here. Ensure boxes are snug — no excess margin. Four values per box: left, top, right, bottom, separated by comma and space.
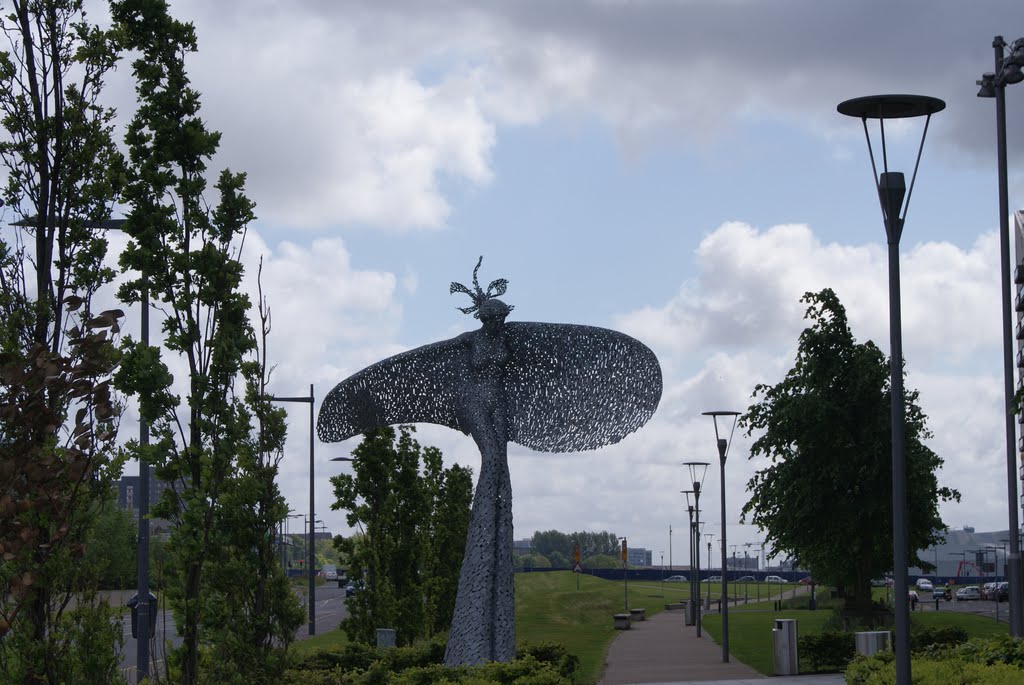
915, 578, 933, 591
956, 586, 981, 601
664, 575, 688, 582
765, 575, 786, 583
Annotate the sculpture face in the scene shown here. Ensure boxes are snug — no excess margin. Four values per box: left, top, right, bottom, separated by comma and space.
317, 258, 662, 666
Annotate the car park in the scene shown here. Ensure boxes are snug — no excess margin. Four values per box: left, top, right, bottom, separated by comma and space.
665, 575, 688, 582
915, 578, 933, 591
956, 586, 981, 601
703, 575, 722, 583
764, 575, 786, 583
737, 575, 755, 581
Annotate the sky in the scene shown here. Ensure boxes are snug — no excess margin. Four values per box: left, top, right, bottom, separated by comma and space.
28, 0, 1024, 568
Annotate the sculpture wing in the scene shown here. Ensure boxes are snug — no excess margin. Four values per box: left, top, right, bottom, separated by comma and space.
502, 322, 662, 453
317, 336, 469, 443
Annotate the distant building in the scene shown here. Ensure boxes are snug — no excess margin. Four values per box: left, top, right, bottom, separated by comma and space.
627, 547, 652, 567
911, 528, 1017, 579
116, 465, 174, 537
512, 539, 533, 555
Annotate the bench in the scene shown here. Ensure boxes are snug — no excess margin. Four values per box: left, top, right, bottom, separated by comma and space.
613, 613, 631, 630
664, 602, 686, 610
630, 608, 646, 622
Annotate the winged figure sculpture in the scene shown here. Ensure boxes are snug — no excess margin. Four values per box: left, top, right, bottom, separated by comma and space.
317, 257, 662, 666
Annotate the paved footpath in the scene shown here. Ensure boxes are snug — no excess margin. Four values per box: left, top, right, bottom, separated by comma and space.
597, 608, 845, 685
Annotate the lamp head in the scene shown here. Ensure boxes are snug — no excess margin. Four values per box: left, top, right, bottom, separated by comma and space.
977, 74, 997, 98
1003, 63, 1024, 85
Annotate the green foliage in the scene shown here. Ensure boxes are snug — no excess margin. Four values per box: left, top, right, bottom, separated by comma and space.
332, 426, 473, 646
798, 631, 855, 672
845, 649, 1024, 685
0, 2, 126, 681
531, 530, 618, 562
740, 289, 959, 614
109, 1, 301, 682
282, 638, 574, 685
909, 624, 969, 651
917, 635, 1024, 668
82, 502, 137, 589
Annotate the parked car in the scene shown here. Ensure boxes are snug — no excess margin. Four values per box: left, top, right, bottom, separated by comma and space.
870, 578, 888, 587
798, 576, 814, 586
737, 575, 755, 581
932, 587, 945, 601
981, 582, 998, 600
996, 582, 1010, 602
345, 582, 361, 597
665, 575, 688, 582
908, 590, 919, 606
323, 565, 338, 582
703, 575, 722, 583
764, 575, 786, 583
915, 578, 933, 592
956, 586, 981, 601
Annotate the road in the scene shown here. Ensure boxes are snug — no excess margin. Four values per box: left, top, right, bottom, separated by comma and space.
118, 584, 350, 681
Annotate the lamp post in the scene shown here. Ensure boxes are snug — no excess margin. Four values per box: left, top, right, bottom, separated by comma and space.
669, 524, 673, 572
703, 410, 740, 663
682, 490, 696, 627
11, 216, 156, 682
705, 534, 714, 603
269, 385, 316, 635
684, 461, 710, 636
838, 93, 944, 685
619, 537, 628, 613
978, 35, 1024, 638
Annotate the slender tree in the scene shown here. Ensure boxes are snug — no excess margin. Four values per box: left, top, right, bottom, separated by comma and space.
332, 425, 473, 646
740, 289, 959, 616
0, 1, 125, 682
111, 0, 296, 681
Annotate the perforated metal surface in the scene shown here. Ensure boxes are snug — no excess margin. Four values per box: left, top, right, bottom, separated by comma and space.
318, 259, 662, 665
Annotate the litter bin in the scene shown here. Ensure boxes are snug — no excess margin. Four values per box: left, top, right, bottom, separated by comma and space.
127, 592, 157, 640
855, 631, 891, 657
772, 618, 798, 676
376, 628, 396, 648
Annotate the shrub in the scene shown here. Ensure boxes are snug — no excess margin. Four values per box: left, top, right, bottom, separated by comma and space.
846, 652, 1023, 685
799, 631, 855, 672
909, 624, 968, 652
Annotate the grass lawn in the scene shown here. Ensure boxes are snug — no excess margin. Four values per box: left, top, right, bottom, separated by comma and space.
289, 573, 804, 683
289, 628, 350, 657
702, 602, 1010, 676
514, 571, 669, 684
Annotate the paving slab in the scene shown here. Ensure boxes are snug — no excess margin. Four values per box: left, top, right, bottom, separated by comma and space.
597, 600, 846, 685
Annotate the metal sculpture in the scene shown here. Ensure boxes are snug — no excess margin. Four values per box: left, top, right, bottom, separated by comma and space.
317, 258, 662, 666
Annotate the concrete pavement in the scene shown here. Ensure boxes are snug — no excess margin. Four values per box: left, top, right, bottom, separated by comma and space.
597, 608, 845, 685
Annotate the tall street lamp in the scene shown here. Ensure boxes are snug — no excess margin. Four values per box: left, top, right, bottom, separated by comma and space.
978, 35, 1024, 638
705, 534, 714, 603
12, 216, 155, 683
269, 384, 316, 635
684, 461, 709, 637
838, 93, 944, 685
682, 490, 696, 627
703, 410, 740, 663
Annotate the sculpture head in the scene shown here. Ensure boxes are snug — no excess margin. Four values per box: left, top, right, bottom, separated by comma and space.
450, 256, 514, 320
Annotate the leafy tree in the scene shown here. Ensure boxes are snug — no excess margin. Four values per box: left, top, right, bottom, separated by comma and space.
740, 289, 959, 615
0, 1, 125, 681
110, 0, 299, 681
331, 425, 473, 646
82, 502, 137, 589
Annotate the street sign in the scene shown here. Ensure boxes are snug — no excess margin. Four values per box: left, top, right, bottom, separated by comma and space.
573, 543, 580, 563
573, 562, 583, 573
621, 538, 627, 562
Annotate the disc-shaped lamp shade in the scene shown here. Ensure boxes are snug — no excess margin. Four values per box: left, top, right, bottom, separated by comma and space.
837, 94, 945, 120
